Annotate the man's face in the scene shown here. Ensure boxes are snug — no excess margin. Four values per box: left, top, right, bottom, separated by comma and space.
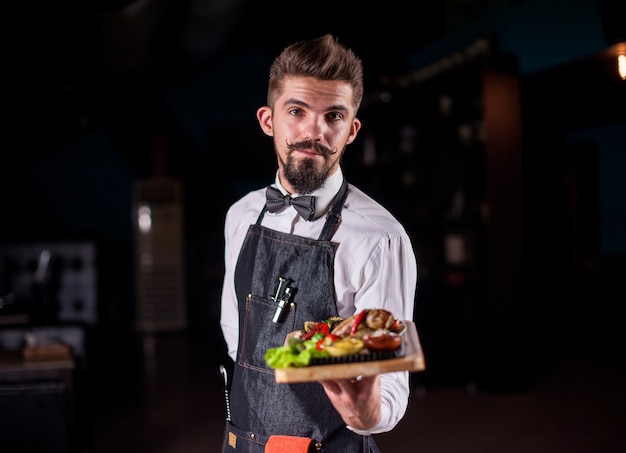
257, 76, 361, 194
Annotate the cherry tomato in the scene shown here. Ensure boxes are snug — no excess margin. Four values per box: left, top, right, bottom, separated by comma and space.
315, 334, 341, 351
302, 322, 330, 340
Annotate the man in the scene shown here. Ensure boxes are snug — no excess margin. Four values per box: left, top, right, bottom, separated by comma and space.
220, 34, 418, 452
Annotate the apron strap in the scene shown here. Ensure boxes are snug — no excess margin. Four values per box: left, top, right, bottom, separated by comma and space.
255, 204, 268, 225
318, 178, 348, 241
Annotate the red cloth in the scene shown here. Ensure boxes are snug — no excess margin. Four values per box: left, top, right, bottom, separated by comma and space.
265, 435, 312, 453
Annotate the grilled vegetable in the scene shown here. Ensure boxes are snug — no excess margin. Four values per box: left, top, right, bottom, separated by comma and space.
331, 309, 403, 338
349, 310, 367, 336
324, 337, 365, 357
264, 308, 405, 368
302, 317, 343, 340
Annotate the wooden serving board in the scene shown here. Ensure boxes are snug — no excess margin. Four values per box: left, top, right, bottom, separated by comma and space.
274, 321, 425, 383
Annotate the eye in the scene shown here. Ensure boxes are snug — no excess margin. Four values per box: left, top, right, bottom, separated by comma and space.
326, 112, 343, 121
288, 108, 303, 116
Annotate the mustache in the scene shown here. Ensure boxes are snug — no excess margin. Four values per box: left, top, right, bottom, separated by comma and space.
286, 140, 338, 156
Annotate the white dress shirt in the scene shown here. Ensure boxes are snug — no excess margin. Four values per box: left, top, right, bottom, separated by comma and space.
220, 167, 418, 435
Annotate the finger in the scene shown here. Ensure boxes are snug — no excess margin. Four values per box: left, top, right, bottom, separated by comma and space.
319, 380, 341, 394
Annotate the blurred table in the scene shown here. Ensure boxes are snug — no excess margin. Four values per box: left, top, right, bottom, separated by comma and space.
0, 345, 76, 453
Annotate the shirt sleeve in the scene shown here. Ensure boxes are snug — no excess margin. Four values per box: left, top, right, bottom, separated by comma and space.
348, 371, 410, 435
346, 231, 418, 434
220, 205, 242, 361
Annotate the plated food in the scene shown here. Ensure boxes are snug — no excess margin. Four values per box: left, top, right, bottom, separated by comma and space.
264, 309, 406, 369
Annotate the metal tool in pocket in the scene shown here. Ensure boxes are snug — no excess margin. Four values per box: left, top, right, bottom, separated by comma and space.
271, 277, 295, 323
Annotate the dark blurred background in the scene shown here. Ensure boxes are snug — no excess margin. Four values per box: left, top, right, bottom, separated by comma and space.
1, 0, 625, 451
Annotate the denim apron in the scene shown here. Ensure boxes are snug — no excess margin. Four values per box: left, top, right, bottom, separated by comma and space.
222, 180, 380, 452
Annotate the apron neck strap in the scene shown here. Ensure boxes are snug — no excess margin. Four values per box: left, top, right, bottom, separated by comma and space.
318, 178, 348, 241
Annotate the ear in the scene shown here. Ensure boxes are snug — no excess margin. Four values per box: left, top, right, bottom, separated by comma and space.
256, 106, 273, 137
345, 117, 362, 145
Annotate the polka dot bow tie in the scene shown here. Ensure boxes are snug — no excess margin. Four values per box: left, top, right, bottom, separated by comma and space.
265, 186, 316, 221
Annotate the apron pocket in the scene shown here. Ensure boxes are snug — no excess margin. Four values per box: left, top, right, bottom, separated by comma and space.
239, 294, 296, 369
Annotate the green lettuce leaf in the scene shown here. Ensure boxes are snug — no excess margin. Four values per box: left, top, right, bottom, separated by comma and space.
264, 333, 329, 368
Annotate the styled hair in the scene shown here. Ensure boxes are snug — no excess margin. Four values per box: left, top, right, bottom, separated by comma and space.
267, 34, 364, 111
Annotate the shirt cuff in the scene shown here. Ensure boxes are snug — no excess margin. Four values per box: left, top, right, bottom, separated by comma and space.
345, 401, 392, 435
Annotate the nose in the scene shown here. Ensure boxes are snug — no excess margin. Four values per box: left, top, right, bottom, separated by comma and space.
302, 114, 324, 141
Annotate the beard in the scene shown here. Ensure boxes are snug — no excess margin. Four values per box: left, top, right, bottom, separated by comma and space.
281, 141, 343, 195
280, 139, 342, 194
282, 155, 328, 194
